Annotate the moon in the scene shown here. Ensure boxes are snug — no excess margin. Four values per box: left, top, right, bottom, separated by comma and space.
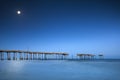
17, 10, 21, 14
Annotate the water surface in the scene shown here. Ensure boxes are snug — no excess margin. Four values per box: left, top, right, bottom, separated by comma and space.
0, 60, 120, 80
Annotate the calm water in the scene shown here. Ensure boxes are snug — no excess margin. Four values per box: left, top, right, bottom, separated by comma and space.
0, 60, 120, 80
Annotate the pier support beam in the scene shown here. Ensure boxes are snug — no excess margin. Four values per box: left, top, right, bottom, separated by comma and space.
24, 53, 26, 60
0, 52, 2, 60
0, 52, 4, 60
44, 54, 47, 60
58, 54, 61, 60
30, 53, 32, 60
83, 55, 86, 60
26, 53, 28, 60
63, 55, 67, 60
13, 52, 17, 60
61, 55, 63, 60
20, 53, 23, 60
38, 54, 41, 60
92, 56, 94, 59
56, 54, 58, 60
41, 54, 43, 60
32, 53, 34, 60
79, 55, 83, 59
36, 53, 38, 60
7, 52, 11, 60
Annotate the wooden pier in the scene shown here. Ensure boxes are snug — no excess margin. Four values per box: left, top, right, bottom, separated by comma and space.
0, 50, 68, 60
77, 54, 96, 60
77, 53, 104, 60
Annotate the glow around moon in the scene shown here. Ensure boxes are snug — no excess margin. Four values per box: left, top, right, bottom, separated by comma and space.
17, 11, 21, 14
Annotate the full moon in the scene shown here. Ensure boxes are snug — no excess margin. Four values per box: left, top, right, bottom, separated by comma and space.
17, 11, 21, 14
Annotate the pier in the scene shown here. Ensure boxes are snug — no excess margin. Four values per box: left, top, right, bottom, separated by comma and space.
0, 50, 104, 60
77, 53, 104, 60
0, 50, 68, 60
77, 54, 96, 60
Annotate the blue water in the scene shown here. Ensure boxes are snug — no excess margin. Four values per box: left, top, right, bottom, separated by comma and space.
0, 60, 120, 80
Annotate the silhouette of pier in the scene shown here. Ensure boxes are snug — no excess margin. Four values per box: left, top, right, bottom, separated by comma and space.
0, 50, 104, 60
77, 54, 96, 60
77, 53, 104, 60
0, 50, 68, 60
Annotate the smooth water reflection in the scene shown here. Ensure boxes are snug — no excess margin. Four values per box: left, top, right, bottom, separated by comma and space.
0, 60, 120, 80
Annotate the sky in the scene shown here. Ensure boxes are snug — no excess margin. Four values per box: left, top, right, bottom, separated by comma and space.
0, 0, 120, 58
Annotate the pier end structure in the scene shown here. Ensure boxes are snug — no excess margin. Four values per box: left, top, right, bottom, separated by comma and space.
77, 53, 96, 60
77, 53, 104, 60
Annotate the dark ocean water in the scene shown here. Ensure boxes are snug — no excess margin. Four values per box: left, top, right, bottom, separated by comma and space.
0, 60, 120, 80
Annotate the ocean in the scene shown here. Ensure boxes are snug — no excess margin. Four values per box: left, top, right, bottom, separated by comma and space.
0, 60, 120, 80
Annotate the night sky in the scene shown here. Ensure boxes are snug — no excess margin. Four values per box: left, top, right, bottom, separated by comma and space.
0, 0, 120, 58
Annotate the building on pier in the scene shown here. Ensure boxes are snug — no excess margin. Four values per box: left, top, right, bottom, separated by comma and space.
98, 54, 104, 59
